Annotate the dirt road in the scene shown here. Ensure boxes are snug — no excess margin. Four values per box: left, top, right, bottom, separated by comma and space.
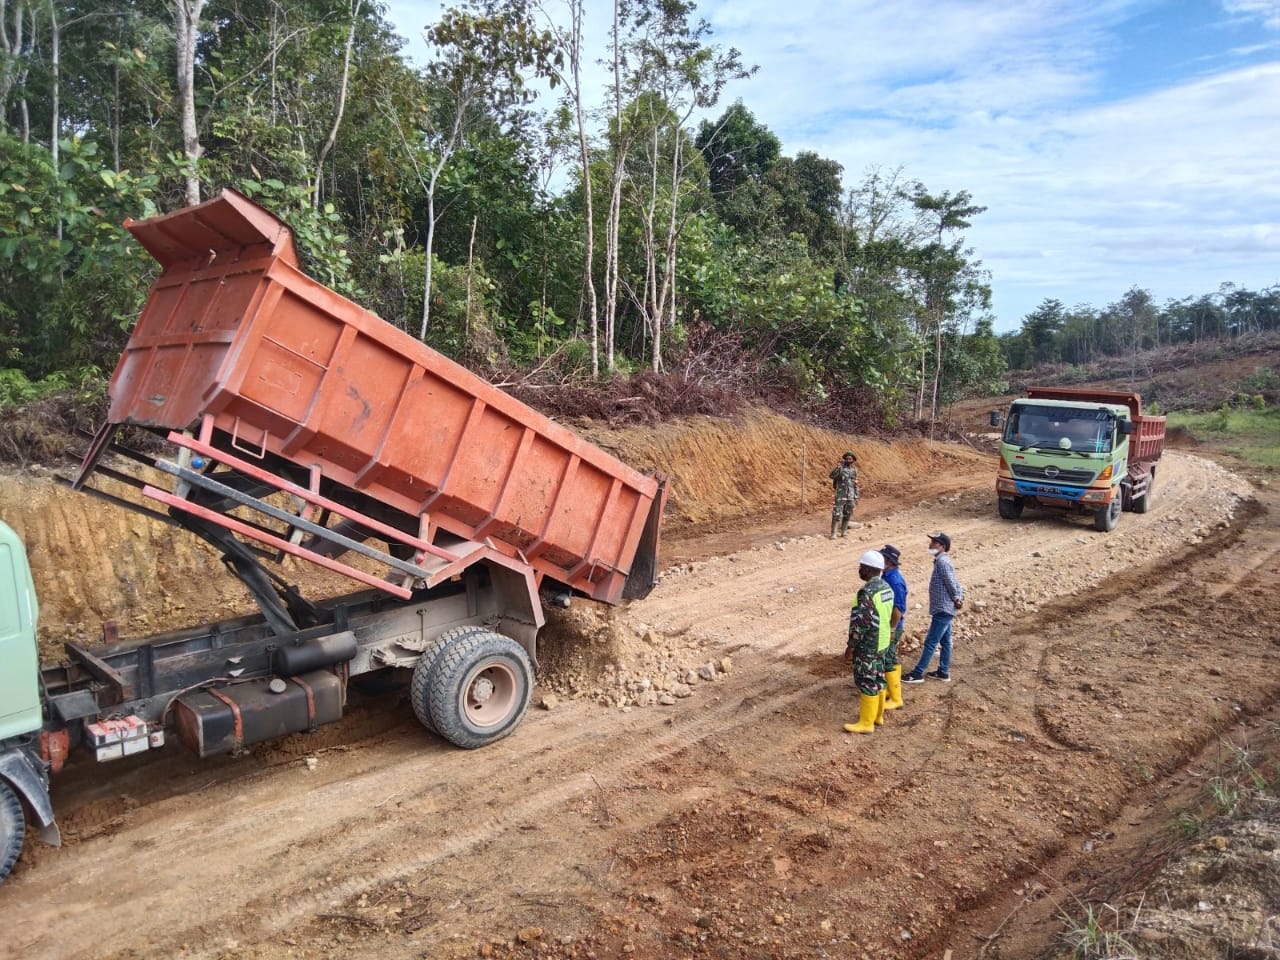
1, 450, 1274, 960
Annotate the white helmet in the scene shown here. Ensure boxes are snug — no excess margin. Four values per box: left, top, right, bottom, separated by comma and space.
858, 549, 885, 570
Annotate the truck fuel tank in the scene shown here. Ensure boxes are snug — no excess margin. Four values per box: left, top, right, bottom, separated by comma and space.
172, 670, 343, 758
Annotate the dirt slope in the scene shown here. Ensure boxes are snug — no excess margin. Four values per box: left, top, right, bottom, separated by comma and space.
1, 401, 1274, 960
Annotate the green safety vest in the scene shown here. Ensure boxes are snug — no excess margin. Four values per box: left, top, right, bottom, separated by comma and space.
870, 578, 894, 652
853, 576, 895, 653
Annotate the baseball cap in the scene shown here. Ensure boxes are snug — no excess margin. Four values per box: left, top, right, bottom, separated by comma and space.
858, 549, 885, 569
928, 532, 951, 550
880, 544, 901, 565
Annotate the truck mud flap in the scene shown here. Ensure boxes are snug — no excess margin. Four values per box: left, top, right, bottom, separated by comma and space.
172, 670, 343, 758
0, 748, 60, 846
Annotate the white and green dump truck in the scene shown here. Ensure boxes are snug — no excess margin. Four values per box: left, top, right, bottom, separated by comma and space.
0, 190, 666, 885
993, 386, 1166, 532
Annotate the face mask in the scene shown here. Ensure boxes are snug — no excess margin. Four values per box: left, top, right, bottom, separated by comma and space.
928, 548, 940, 556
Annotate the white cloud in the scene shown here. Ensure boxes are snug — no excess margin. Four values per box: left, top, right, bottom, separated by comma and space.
702, 0, 1280, 326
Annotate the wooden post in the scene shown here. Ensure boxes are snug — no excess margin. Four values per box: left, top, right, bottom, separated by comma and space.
800, 436, 806, 505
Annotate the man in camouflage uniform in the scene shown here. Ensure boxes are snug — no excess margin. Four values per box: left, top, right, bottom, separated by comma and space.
828, 451, 860, 539
842, 549, 895, 734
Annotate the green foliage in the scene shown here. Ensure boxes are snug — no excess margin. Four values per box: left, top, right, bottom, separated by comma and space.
0, 135, 164, 376
0, 367, 105, 412
237, 178, 360, 299
681, 223, 911, 407
1237, 366, 1279, 395
696, 101, 781, 208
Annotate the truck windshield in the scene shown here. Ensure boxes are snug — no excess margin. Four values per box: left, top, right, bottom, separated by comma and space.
1003, 405, 1115, 454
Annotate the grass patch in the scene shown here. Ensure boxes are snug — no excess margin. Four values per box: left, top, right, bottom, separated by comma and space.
1045, 736, 1280, 959
1167, 406, 1280, 468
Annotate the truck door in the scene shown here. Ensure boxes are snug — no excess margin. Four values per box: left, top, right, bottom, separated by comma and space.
0, 521, 42, 740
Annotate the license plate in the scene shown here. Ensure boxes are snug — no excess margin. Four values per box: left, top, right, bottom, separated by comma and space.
1023, 483, 1078, 499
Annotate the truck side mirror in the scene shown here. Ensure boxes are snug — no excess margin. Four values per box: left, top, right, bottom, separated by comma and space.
1117, 420, 1133, 436
988, 410, 1002, 427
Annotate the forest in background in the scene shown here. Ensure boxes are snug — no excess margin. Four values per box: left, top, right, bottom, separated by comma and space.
1, 0, 1276, 431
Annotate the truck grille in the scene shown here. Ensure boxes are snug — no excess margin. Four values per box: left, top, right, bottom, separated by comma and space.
1010, 464, 1095, 484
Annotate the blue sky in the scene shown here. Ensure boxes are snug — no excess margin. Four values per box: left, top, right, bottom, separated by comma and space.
383, 0, 1280, 333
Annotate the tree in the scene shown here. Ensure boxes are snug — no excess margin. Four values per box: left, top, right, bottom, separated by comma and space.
766, 150, 843, 258
611, 0, 750, 371
404, 0, 556, 339
172, 0, 206, 204
539, 0, 600, 375
904, 186, 988, 421
694, 100, 780, 239
1020, 298, 1066, 366
310, 0, 362, 209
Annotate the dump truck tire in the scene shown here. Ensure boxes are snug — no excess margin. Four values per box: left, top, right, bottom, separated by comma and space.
0, 780, 24, 885
1094, 498, 1121, 532
997, 497, 1024, 520
1133, 468, 1155, 514
427, 630, 533, 750
410, 625, 491, 734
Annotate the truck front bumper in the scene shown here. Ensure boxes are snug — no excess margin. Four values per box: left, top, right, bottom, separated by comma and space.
998, 478, 1114, 506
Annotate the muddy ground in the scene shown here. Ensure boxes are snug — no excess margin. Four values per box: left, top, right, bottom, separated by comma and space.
0, 407, 1277, 960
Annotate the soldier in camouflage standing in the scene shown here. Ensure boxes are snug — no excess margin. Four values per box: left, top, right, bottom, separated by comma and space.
828, 451, 860, 539
842, 549, 895, 734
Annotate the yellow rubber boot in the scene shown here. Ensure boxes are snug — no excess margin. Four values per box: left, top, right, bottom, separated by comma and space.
843, 694, 879, 734
884, 666, 904, 711
874, 689, 886, 725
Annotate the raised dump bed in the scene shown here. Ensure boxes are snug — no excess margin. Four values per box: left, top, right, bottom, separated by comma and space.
75, 189, 664, 606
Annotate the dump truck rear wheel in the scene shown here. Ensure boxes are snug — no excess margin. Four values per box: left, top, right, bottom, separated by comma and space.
0, 780, 25, 885
1132, 468, 1154, 514
427, 630, 533, 750
410, 625, 491, 734
997, 497, 1023, 520
1094, 498, 1121, 532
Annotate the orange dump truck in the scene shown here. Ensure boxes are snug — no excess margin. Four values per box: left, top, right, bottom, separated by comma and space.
0, 190, 666, 882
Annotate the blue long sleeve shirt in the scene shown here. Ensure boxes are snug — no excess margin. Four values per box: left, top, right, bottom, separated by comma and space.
883, 567, 908, 626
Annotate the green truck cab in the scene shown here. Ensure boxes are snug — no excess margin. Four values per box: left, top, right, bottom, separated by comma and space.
0, 519, 61, 882
994, 387, 1167, 532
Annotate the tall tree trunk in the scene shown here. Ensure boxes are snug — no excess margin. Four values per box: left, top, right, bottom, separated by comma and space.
111, 20, 121, 170
4, 0, 30, 142
173, 0, 206, 205
465, 214, 477, 351
48, 1, 58, 166
602, 0, 623, 375
930, 311, 942, 423
0, 0, 15, 112
654, 128, 685, 373
416, 102, 464, 339
566, 0, 598, 377
312, 0, 361, 209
